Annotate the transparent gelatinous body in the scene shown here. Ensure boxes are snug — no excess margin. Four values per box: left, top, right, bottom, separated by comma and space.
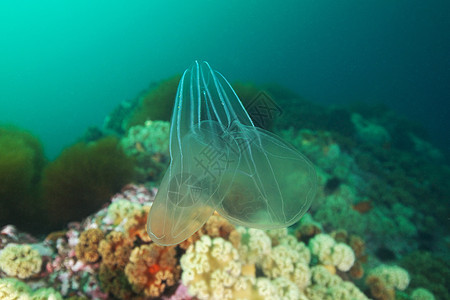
147, 61, 317, 245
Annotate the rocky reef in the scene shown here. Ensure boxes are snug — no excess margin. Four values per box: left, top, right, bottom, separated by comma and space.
1, 77, 448, 300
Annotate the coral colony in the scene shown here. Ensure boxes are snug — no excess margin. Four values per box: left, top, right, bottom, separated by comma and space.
1, 62, 447, 299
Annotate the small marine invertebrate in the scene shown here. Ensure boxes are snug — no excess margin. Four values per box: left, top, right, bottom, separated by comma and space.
0, 244, 42, 279
75, 228, 104, 263
147, 61, 317, 246
125, 244, 180, 298
307, 266, 368, 300
271, 277, 302, 300
294, 213, 322, 243
237, 227, 272, 264
368, 264, 410, 291
365, 275, 395, 300
366, 265, 410, 300
202, 214, 241, 248
265, 227, 288, 246
261, 238, 311, 290
98, 231, 133, 269
104, 199, 142, 226
124, 206, 151, 243
309, 233, 355, 272
180, 235, 242, 299
352, 199, 373, 214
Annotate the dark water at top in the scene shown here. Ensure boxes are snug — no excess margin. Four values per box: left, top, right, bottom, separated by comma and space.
0, 0, 448, 159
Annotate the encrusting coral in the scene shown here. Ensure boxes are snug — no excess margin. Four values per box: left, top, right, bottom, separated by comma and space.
124, 244, 180, 298
75, 228, 104, 264
0, 244, 42, 279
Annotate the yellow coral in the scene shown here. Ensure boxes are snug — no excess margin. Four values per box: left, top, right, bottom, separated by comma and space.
366, 264, 410, 300
271, 277, 302, 300
124, 206, 151, 242
237, 227, 272, 264
367, 264, 410, 291
181, 235, 291, 300
178, 214, 241, 250
105, 199, 142, 225
331, 243, 355, 272
310, 265, 342, 287
309, 233, 355, 272
0, 278, 62, 300
75, 228, 104, 263
0, 244, 42, 279
261, 238, 311, 290
181, 236, 243, 300
0, 277, 31, 300
125, 244, 180, 298
294, 213, 322, 242
308, 266, 368, 300
98, 231, 133, 269
265, 228, 288, 246
203, 215, 241, 248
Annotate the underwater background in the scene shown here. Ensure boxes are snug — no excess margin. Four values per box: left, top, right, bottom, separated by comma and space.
1, 0, 449, 159
0, 1, 449, 300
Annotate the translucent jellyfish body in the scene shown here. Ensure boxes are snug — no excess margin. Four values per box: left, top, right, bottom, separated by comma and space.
147, 61, 317, 245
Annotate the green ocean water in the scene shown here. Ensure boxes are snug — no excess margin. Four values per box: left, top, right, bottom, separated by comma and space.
0, 0, 448, 159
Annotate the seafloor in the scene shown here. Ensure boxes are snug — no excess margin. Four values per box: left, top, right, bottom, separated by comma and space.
0, 77, 448, 300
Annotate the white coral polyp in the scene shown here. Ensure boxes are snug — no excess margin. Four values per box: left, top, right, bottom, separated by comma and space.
309, 233, 355, 272
331, 243, 355, 272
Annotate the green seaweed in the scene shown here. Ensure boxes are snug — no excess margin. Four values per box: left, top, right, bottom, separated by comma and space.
126, 75, 181, 128
0, 125, 46, 232
42, 136, 135, 229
